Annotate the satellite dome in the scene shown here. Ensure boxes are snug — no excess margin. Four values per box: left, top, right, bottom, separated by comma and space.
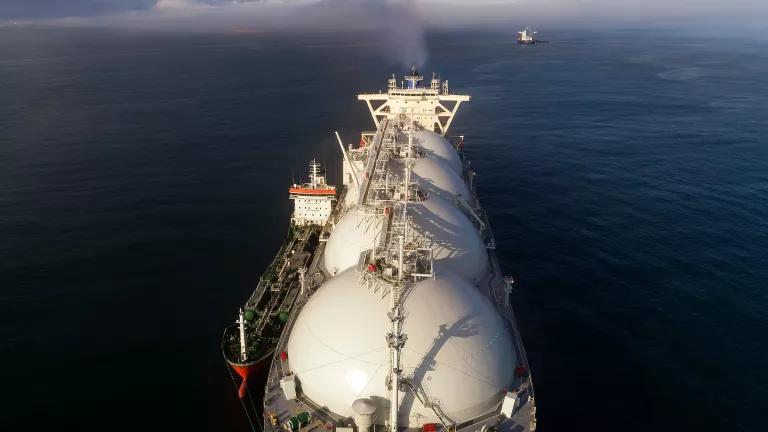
323, 196, 487, 280
285, 268, 516, 426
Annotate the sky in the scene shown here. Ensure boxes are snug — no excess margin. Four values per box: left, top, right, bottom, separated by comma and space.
2, 0, 767, 27
2, 0, 766, 67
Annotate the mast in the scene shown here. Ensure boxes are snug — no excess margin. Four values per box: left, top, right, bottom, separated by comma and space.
403, 130, 413, 242
388, 151, 415, 431
309, 159, 320, 186
387, 235, 406, 432
238, 308, 247, 362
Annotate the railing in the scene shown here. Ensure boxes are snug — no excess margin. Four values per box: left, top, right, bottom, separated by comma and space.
245, 227, 313, 340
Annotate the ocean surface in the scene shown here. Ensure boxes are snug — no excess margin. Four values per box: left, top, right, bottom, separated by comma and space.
1, 27, 767, 431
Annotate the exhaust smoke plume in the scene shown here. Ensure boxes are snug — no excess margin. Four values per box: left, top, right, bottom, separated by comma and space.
318, 0, 427, 67
37, 0, 429, 69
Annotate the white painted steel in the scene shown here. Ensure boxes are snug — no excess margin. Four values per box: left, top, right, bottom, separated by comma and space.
238, 308, 247, 362
285, 268, 516, 426
280, 375, 297, 401
410, 195, 488, 281
323, 195, 486, 280
352, 398, 376, 432
357, 79, 469, 135
292, 195, 335, 226
342, 160, 365, 208
500, 391, 519, 417
389, 156, 470, 202
407, 130, 463, 174
323, 208, 382, 275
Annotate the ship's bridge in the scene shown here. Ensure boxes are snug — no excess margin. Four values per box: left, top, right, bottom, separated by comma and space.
358, 67, 470, 136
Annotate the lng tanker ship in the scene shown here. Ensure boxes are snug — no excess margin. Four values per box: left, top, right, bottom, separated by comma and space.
222, 67, 537, 432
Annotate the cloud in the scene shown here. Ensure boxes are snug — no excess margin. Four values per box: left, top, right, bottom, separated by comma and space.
7, 1, 768, 37
32, 1, 430, 68
154, 0, 201, 10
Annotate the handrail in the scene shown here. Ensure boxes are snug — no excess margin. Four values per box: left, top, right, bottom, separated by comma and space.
404, 379, 456, 428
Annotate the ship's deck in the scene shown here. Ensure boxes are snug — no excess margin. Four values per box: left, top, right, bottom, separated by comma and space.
260, 138, 537, 432
261, 244, 536, 432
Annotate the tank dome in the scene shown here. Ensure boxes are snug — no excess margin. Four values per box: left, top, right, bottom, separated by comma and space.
411, 195, 488, 280
342, 160, 366, 208
323, 196, 487, 280
389, 157, 470, 202
285, 268, 516, 426
410, 130, 462, 174
324, 208, 382, 275
343, 181, 361, 208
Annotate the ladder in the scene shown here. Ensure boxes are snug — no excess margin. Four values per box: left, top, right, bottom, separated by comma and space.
404, 380, 456, 430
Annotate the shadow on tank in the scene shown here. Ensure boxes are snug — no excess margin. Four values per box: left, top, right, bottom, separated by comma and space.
399, 313, 480, 424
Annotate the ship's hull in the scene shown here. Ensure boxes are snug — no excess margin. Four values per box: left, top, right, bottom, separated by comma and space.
224, 70, 536, 431
220, 223, 321, 399
221, 325, 275, 399
261, 131, 537, 431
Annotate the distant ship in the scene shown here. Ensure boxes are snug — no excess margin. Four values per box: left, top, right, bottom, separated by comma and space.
222, 66, 537, 432
517, 27, 546, 45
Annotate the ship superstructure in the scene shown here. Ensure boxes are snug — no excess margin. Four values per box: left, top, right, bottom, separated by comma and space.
357, 66, 469, 136
223, 68, 536, 432
290, 160, 337, 226
517, 27, 537, 44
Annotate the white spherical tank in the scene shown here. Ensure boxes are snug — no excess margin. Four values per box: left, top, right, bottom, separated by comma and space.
410, 130, 463, 174
343, 182, 360, 208
323, 196, 487, 280
285, 268, 516, 426
323, 208, 382, 275
342, 160, 366, 208
389, 157, 470, 202
410, 196, 488, 281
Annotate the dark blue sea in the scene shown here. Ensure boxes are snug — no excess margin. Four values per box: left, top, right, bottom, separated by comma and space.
1, 27, 767, 431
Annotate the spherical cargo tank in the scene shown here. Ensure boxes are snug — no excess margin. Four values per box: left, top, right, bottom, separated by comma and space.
409, 195, 488, 281
342, 180, 360, 209
389, 157, 470, 203
405, 130, 463, 175
346, 133, 461, 208
285, 268, 516, 426
323, 195, 487, 280
342, 159, 366, 208
323, 208, 383, 275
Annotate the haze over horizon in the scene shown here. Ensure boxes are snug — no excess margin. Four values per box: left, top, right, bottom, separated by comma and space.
4, 0, 766, 93
3, 0, 767, 32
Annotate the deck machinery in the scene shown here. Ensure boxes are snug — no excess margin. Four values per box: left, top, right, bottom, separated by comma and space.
223, 68, 536, 432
